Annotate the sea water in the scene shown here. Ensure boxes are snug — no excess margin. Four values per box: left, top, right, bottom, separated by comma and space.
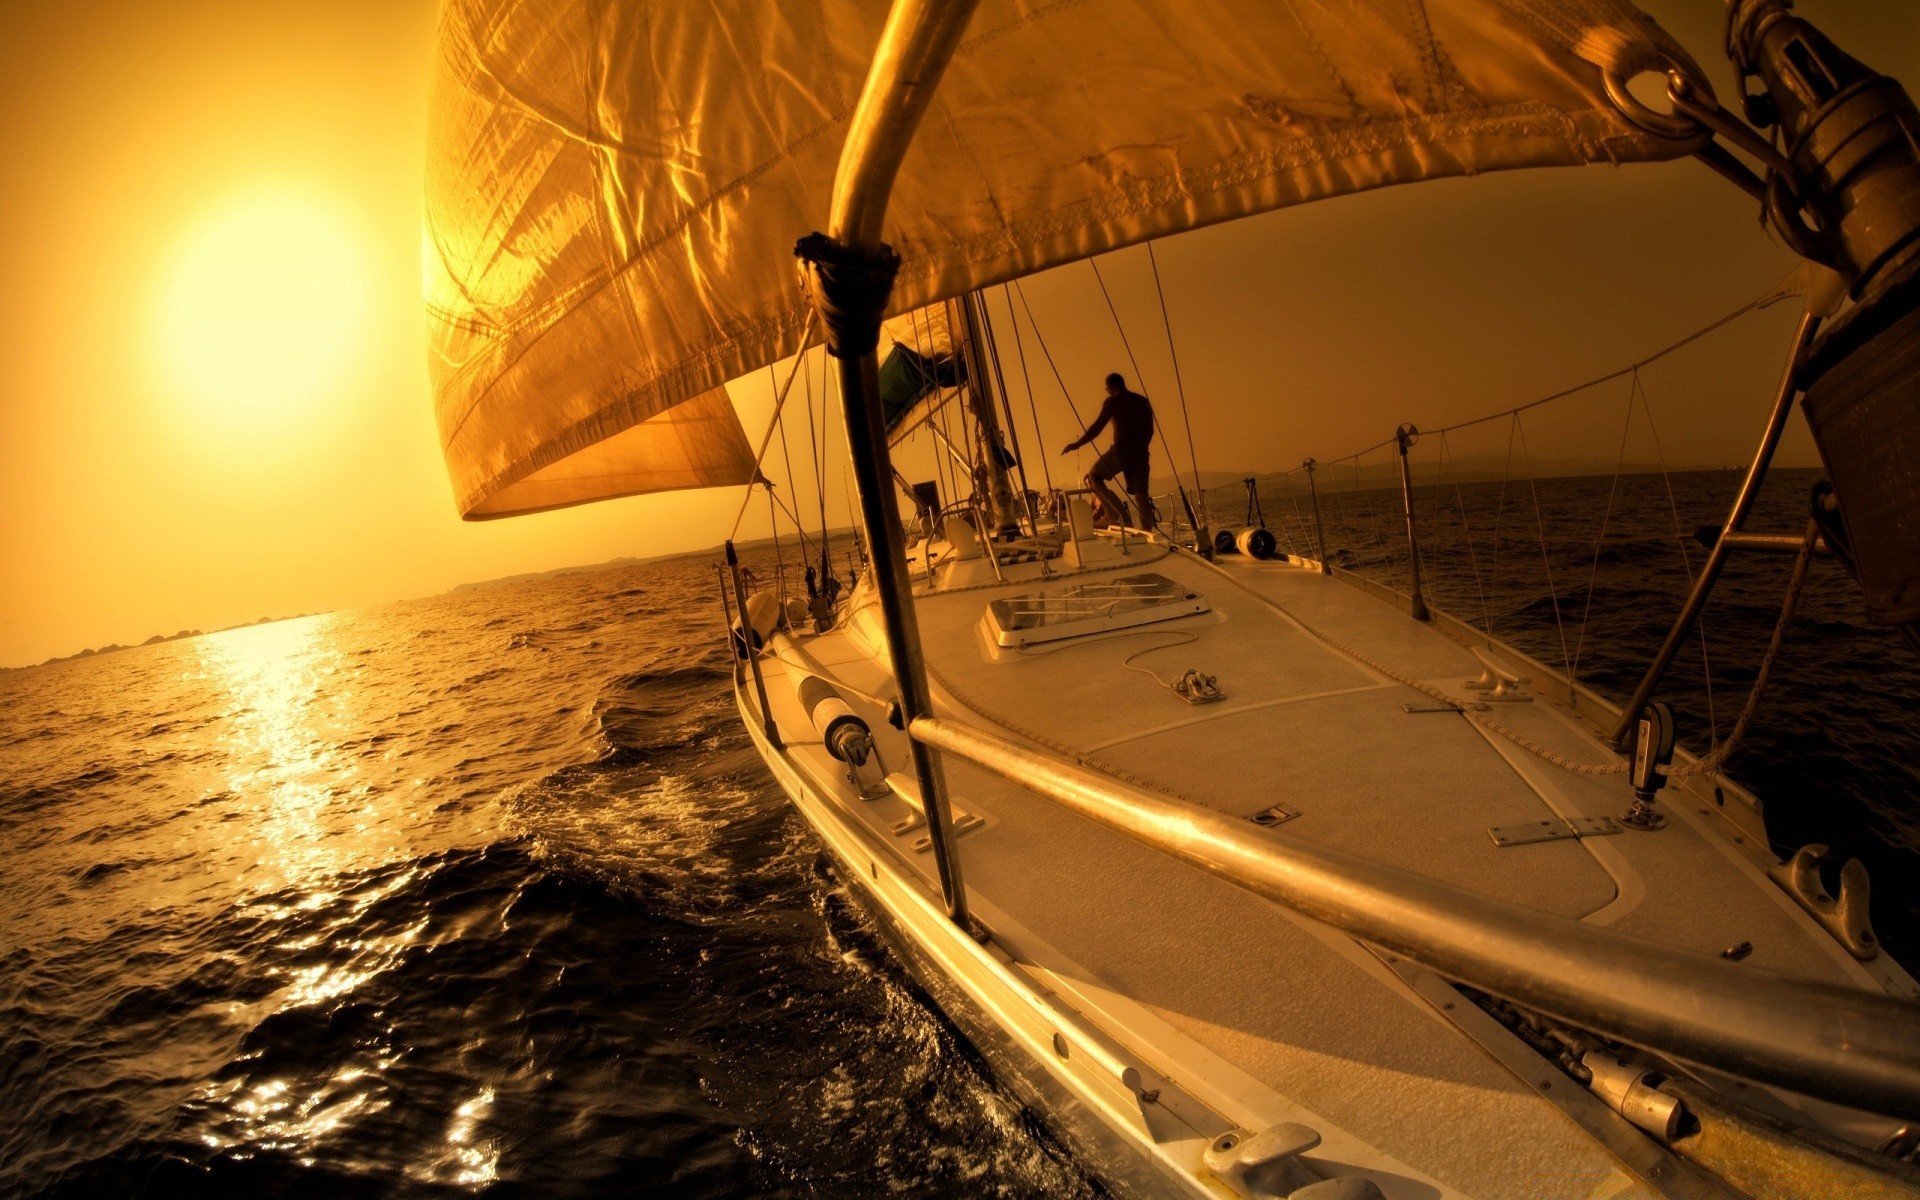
2, 468, 1913, 1197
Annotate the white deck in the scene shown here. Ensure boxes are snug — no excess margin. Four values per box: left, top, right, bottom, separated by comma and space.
744, 536, 1909, 1199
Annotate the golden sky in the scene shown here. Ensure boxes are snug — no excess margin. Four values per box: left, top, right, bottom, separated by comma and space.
1, 0, 1914, 667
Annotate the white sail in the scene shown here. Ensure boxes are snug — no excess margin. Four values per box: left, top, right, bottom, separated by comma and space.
460, 387, 758, 518
425, 0, 1702, 516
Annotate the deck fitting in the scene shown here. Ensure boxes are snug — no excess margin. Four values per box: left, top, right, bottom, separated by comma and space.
1489, 816, 1623, 847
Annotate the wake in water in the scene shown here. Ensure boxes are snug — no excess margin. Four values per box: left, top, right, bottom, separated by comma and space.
0, 561, 1096, 1198
4, 469, 1916, 1197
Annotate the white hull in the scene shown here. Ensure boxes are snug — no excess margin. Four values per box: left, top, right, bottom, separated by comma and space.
734, 536, 1916, 1199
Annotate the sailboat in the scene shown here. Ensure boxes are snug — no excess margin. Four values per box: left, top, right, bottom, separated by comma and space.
422, 1, 1920, 1196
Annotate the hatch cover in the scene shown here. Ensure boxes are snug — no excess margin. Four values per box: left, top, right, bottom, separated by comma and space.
984, 572, 1208, 648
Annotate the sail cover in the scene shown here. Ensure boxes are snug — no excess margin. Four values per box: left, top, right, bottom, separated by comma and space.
425, 0, 1703, 518
880, 301, 964, 446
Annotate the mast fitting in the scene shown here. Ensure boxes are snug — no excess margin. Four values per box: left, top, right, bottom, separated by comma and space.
795, 232, 900, 359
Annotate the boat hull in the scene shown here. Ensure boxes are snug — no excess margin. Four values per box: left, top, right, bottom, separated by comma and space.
734, 677, 1207, 1199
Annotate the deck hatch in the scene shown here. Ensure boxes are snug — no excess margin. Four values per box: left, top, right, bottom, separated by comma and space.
983, 572, 1208, 648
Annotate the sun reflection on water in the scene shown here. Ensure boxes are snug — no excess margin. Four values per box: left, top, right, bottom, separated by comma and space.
194, 615, 355, 896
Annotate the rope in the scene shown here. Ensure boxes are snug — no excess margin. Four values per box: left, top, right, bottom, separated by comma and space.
1147, 242, 1206, 506
1120, 630, 1203, 689
1515, 414, 1575, 680
804, 344, 831, 580
1297, 292, 1771, 482
1439, 431, 1493, 638
1632, 371, 1718, 744
977, 290, 1038, 529
730, 309, 820, 539
1089, 255, 1190, 532
1003, 283, 1055, 498
1012, 281, 1086, 425
1486, 417, 1518, 644
1570, 380, 1637, 683
765, 485, 788, 604
917, 304, 959, 508
1672, 519, 1818, 779
765, 485, 818, 557
774, 361, 801, 515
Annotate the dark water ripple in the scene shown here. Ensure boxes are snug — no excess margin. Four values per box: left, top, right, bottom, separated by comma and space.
0, 561, 1094, 1198
3, 470, 1915, 1197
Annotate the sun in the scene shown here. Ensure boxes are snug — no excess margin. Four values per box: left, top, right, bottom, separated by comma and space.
151, 189, 372, 437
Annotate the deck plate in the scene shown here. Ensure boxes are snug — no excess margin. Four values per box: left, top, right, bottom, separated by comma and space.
1489, 816, 1623, 847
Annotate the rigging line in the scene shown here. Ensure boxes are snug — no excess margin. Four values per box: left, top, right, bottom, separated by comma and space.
818, 349, 833, 512
765, 485, 787, 605
1089, 257, 1147, 397
1370, 444, 1395, 558
1146, 242, 1205, 499
773, 364, 813, 564
946, 298, 980, 487
1632, 370, 1718, 743
805, 341, 831, 576
1285, 484, 1307, 555
1671, 518, 1818, 780
910, 303, 952, 510
1488, 415, 1519, 643
764, 478, 816, 543
978, 290, 1037, 529
1089, 255, 1192, 528
1003, 283, 1055, 499
1515, 413, 1575, 679
1441, 430, 1493, 638
1012, 280, 1085, 426
1571, 380, 1637, 684
1422, 294, 1771, 439
1298, 293, 1771, 475
769, 363, 817, 573
729, 308, 821, 540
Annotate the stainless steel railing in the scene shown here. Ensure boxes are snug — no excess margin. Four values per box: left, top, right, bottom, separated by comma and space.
910, 713, 1920, 1119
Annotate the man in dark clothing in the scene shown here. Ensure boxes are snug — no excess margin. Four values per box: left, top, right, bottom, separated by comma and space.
1062, 372, 1157, 530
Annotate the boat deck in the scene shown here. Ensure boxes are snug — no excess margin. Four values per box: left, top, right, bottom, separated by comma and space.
750, 541, 1898, 1199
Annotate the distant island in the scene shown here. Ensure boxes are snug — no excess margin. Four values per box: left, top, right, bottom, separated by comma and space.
16, 464, 1748, 673
14, 614, 314, 672
446, 526, 863, 594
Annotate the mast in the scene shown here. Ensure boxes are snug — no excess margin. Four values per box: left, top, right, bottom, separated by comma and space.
957, 291, 1022, 540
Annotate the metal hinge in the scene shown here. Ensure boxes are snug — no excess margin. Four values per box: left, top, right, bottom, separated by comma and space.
1489, 816, 1622, 847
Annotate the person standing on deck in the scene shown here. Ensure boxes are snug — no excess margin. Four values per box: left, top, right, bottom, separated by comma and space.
1062, 372, 1157, 530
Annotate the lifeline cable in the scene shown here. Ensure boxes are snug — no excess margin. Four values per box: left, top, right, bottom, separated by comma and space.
1631, 370, 1719, 745
1438, 430, 1494, 638
1569, 380, 1637, 685
1515, 413, 1575, 680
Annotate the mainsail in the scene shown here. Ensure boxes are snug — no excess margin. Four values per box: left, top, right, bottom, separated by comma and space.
424, 0, 1704, 517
